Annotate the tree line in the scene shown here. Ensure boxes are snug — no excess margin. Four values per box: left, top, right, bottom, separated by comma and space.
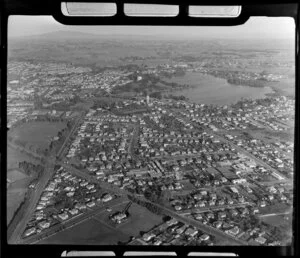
49, 121, 73, 155
127, 195, 164, 216
18, 160, 44, 177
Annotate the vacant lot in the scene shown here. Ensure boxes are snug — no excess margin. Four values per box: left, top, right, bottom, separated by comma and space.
9, 121, 66, 151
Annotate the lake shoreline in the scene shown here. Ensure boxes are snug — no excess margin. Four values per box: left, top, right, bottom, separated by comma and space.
161, 72, 275, 106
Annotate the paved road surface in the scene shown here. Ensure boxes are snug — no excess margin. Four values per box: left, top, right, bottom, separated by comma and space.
8, 156, 56, 244
151, 151, 229, 161
177, 112, 289, 182
9, 113, 85, 244
258, 211, 292, 218
57, 113, 85, 159
128, 124, 140, 159
60, 163, 247, 245
21, 198, 128, 244
177, 202, 254, 215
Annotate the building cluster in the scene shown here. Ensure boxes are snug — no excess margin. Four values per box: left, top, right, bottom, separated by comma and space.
189, 63, 286, 85
8, 59, 294, 245
7, 102, 33, 128
7, 61, 87, 127
23, 166, 115, 238
62, 94, 293, 244
231, 135, 293, 178
177, 96, 294, 133
7, 61, 135, 127
77, 70, 133, 93
131, 217, 215, 246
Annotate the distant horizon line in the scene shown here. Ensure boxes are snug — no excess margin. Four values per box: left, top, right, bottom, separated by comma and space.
8, 29, 295, 41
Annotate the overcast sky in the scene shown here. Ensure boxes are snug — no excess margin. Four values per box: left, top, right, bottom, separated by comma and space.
8, 15, 295, 40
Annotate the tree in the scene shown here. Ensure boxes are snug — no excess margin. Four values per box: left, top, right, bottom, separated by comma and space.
149, 92, 162, 100
159, 190, 171, 204
144, 189, 152, 200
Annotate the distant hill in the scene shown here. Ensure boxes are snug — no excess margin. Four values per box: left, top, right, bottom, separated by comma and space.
37, 30, 101, 39
9, 30, 101, 40
9, 30, 199, 42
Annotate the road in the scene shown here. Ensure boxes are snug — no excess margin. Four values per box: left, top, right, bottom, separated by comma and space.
258, 211, 292, 218
176, 112, 289, 182
9, 113, 86, 244
57, 113, 85, 159
60, 163, 127, 196
8, 112, 84, 162
128, 124, 140, 159
21, 198, 128, 244
60, 163, 247, 245
8, 156, 56, 244
216, 134, 288, 180
150, 151, 228, 161
177, 202, 254, 215
12, 107, 282, 246
21, 107, 288, 245
142, 197, 248, 245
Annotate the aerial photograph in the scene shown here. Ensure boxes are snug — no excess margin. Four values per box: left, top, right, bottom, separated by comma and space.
7, 15, 295, 246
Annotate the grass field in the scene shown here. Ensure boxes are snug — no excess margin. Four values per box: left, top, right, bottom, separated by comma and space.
7, 146, 38, 225
259, 203, 291, 215
261, 213, 292, 227
7, 169, 28, 183
7, 146, 39, 170
260, 212, 293, 245
7, 177, 31, 224
249, 129, 294, 145
38, 218, 130, 245
112, 203, 163, 236
38, 202, 163, 245
94, 202, 163, 237
9, 121, 67, 151
214, 238, 239, 246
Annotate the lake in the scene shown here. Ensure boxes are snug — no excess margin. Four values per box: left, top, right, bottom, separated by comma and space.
164, 72, 274, 106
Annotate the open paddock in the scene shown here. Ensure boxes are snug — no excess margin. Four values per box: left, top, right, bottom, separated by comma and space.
94, 202, 163, 237
7, 177, 32, 224
38, 218, 130, 245
9, 121, 67, 151
7, 146, 40, 170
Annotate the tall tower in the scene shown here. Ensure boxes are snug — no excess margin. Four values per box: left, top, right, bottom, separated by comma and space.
146, 94, 150, 105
